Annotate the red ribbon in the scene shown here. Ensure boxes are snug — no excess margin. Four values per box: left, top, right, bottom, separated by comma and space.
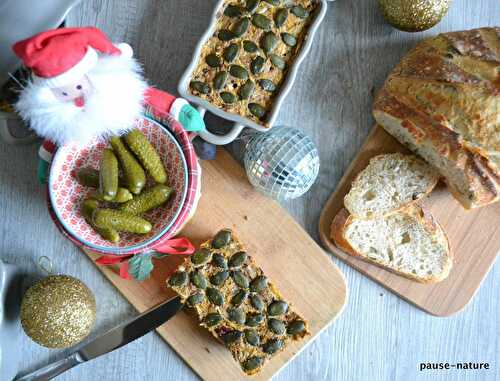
95, 236, 195, 280
153, 237, 195, 255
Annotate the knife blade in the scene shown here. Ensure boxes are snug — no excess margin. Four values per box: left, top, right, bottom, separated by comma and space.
15, 296, 183, 381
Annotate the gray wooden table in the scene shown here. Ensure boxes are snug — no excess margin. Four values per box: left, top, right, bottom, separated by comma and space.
1, 0, 498, 380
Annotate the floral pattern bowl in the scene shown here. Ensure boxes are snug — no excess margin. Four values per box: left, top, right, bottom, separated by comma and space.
48, 115, 188, 254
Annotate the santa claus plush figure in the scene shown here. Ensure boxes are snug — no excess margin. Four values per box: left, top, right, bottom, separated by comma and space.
12, 27, 205, 182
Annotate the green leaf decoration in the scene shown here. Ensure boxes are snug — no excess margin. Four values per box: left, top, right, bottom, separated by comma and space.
152, 253, 168, 259
128, 253, 154, 281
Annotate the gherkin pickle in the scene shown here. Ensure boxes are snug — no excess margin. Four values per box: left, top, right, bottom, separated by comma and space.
93, 208, 152, 234
77, 167, 125, 188
80, 199, 120, 243
91, 187, 133, 203
119, 184, 173, 215
76, 167, 100, 188
124, 129, 168, 184
99, 148, 119, 200
109, 136, 146, 195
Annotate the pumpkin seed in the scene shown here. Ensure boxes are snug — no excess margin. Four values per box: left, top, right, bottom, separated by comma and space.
269, 54, 286, 69
190, 81, 211, 95
229, 65, 248, 80
287, 320, 306, 335
231, 270, 249, 288
249, 275, 268, 292
227, 308, 246, 324
190, 271, 208, 289
186, 292, 204, 306
249, 294, 265, 311
224, 4, 243, 18
274, 8, 288, 27
228, 251, 248, 268
210, 270, 229, 286
244, 329, 260, 346
291, 5, 309, 19
218, 29, 235, 41
246, 0, 260, 12
206, 54, 221, 68
232, 17, 250, 37
281, 32, 297, 47
258, 79, 276, 92
231, 289, 249, 306
250, 56, 265, 74
168, 271, 188, 287
252, 13, 272, 30
212, 229, 232, 248
248, 103, 266, 119
211, 252, 228, 269
220, 91, 237, 104
262, 339, 284, 354
263, 0, 280, 5
221, 330, 243, 345
268, 318, 286, 335
245, 312, 264, 327
223, 44, 239, 63
239, 80, 255, 100
268, 300, 288, 316
213, 71, 228, 90
261, 32, 278, 53
204, 313, 223, 327
243, 40, 258, 53
206, 287, 224, 306
242, 356, 264, 372
191, 248, 211, 265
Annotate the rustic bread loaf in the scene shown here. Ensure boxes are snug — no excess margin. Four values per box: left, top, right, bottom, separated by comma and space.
331, 207, 452, 283
344, 153, 439, 219
373, 27, 500, 209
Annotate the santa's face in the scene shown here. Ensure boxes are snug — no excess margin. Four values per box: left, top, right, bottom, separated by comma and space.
50, 75, 94, 107
15, 54, 148, 146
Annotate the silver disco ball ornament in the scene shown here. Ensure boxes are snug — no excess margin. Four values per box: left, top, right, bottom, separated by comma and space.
244, 126, 320, 201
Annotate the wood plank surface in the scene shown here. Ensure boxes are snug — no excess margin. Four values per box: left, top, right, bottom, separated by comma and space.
1, 1, 498, 381
82, 149, 347, 381
318, 125, 500, 316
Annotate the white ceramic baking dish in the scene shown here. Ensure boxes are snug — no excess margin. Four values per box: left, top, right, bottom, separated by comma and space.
178, 0, 333, 145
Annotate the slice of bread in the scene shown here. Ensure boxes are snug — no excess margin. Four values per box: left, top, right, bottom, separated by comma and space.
344, 153, 439, 219
331, 206, 452, 283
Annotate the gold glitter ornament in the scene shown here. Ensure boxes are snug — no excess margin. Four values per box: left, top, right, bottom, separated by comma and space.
20, 275, 96, 348
378, 0, 451, 32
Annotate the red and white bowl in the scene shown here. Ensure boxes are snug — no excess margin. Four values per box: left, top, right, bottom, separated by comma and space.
48, 112, 200, 255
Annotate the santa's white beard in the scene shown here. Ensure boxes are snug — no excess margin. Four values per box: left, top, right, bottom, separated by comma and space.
15, 54, 148, 146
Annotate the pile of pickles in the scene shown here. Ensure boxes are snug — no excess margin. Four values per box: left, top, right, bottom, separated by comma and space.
76, 129, 173, 243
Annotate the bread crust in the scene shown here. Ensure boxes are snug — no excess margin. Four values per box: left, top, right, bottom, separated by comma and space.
330, 207, 453, 284
373, 27, 500, 209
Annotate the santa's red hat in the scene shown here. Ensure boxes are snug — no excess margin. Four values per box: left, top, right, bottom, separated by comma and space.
12, 27, 133, 88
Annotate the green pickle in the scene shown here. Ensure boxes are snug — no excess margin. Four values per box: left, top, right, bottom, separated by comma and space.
124, 130, 168, 184
93, 208, 152, 234
99, 148, 119, 200
76, 167, 125, 188
119, 184, 173, 215
110, 136, 146, 195
76, 167, 100, 188
91, 187, 133, 203
80, 199, 120, 243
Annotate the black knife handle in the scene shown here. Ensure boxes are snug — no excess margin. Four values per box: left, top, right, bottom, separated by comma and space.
14, 352, 85, 381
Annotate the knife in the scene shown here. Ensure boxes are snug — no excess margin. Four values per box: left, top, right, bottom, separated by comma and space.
15, 296, 183, 381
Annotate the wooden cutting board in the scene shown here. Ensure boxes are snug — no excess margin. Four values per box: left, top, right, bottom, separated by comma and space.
82, 149, 347, 381
319, 125, 499, 317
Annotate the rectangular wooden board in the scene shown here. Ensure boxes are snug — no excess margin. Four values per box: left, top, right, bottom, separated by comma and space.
83, 149, 347, 381
319, 125, 499, 317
